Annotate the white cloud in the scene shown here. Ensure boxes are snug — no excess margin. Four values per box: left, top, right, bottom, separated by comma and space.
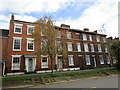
56, 0, 118, 37
0, 14, 37, 29
0, 0, 69, 13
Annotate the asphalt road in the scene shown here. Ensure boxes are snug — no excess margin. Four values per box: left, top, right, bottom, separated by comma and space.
32, 75, 119, 88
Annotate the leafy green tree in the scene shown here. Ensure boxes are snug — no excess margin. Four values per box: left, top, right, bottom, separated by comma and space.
111, 40, 120, 70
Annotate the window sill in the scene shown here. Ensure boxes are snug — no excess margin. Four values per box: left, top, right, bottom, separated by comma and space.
14, 32, 22, 34
27, 50, 34, 51
13, 49, 21, 51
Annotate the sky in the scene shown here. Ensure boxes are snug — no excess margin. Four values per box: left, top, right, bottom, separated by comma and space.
0, 0, 119, 37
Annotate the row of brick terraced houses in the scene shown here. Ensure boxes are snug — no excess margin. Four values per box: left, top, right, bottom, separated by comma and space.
1, 15, 115, 76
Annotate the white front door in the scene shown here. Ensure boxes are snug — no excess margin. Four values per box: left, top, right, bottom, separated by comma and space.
28, 58, 33, 72
25, 57, 36, 72
57, 56, 63, 71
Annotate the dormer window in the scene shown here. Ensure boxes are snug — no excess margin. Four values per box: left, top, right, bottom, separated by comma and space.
14, 24, 22, 34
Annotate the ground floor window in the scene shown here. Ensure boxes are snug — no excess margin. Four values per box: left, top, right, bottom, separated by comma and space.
99, 55, 104, 64
68, 55, 74, 66
106, 55, 110, 64
12, 55, 21, 70
41, 55, 48, 68
85, 55, 91, 65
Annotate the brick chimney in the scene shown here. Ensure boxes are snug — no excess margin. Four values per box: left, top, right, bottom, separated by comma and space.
94, 30, 98, 33
11, 14, 14, 20
114, 37, 119, 40
61, 24, 70, 28
84, 28, 89, 32
107, 37, 113, 40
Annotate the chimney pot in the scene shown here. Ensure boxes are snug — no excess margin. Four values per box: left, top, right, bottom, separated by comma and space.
11, 14, 14, 20
61, 24, 70, 28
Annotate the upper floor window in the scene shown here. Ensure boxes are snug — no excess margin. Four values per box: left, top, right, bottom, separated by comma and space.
84, 43, 89, 52
90, 44, 94, 52
77, 43, 81, 52
41, 39, 47, 51
41, 30, 47, 36
103, 37, 106, 43
76, 33, 80, 39
57, 31, 61, 38
12, 55, 21, 70
89, 35, 93, 41
85, 55, 91, 65
41, 55, 48, 68
99, 55, 104, 64
98, 44, 102, 52
105, 45, 108, 52
67, 42, 73, 51
57, 41, 62, 51
14, 24, 22, 34
27, 25, 34, 35
96, 36, 100, 42
13, 37, 22, 51
68, 55, 74, 66
67, 32, 71, 39
27, 38, 34, 51
83, 34, 87, 40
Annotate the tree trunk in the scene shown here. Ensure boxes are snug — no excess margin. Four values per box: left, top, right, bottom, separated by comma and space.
51, 58, 54, 74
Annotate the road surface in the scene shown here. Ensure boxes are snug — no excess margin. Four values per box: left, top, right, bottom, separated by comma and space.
32, 75, 119, 88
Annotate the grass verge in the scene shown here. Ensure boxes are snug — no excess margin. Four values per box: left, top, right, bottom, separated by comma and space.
2, 68, 119, 82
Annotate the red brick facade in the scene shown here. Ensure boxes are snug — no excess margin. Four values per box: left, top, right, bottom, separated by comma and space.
3, 15, 113, 75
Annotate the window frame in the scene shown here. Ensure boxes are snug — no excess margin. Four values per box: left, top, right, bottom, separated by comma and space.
11, 55, 21, 70
67, 42, 73, 51
14, 23, 22, 34
103, 37, 106, 43
90, 44, 95, 52
84, 43, 89, 52
99, 55, 104, 64
57, 31, 61, 38
106, 55, 110, 64
85, 55, 91, 65
13, 37, 22, 51
77, 43, 81, 52
57, 41, 62, 51
27, 25, 34, 35
41, 55, 48, 68
89, 35, 93, 41
83, 34, 87, 40
105, 45, 108, 52
68, 55, 74, 66
67, 32, 72, 39
98, 44, 102, 52
96, 36, 100, 42
27, 38, 34, 51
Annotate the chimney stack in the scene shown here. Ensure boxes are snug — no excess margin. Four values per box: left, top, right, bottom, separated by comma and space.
61, 24, 70, 28
84, 28, 89, 32
94, 30, 98, 33
11, 14, 14, 20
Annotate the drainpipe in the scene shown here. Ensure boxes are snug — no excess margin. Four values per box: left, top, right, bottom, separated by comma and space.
3, 61, 5, 76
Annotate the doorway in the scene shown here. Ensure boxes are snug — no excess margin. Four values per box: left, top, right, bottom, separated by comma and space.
28, 58, 34, 72
57, 56, 63, 71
